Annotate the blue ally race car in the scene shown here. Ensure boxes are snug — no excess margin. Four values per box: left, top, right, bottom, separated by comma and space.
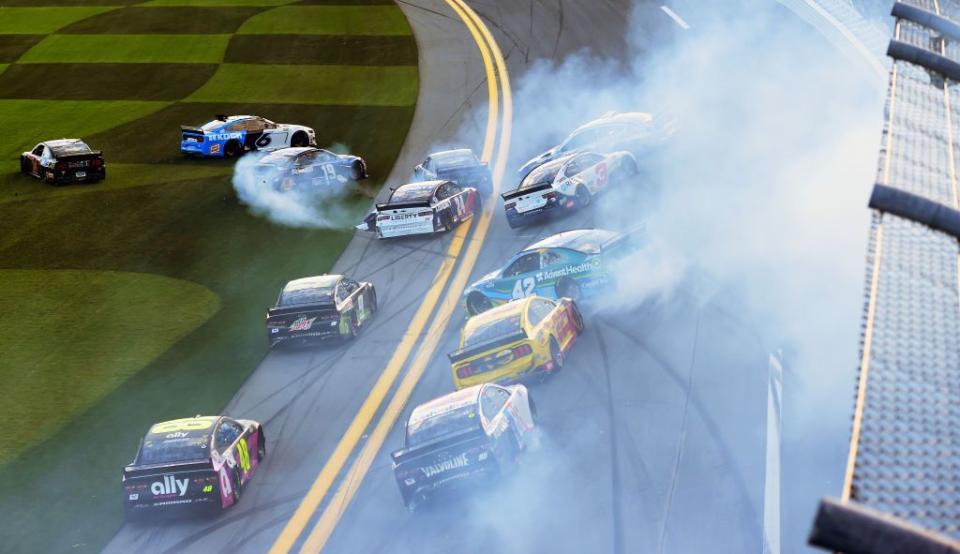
180, 115, 316, 158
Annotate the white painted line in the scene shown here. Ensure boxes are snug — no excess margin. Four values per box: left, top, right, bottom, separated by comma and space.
763, 352, 783, 554
660, 5, 691, 30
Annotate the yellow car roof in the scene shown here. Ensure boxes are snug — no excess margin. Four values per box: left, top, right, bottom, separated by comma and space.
465, 297, 532, 332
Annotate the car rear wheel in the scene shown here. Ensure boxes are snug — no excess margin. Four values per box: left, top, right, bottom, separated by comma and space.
368, 288, 378, 313
556, 277, 581, 301
224, 140, 241, 158
575, 185, 592, 208
291, 132, 309, 148
571, 300, 585, 332
466, 292, 493, 315
438, 211, 454, 232
549, 338, 564, 371
351, 161, 364, 180
231, 470, 242, 506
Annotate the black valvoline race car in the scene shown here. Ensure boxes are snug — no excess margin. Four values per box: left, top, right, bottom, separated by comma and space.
391, 383, 537, 511
122, 416, 265, 519
266, 274, 377, 347
413, 149, 491, 192
356, 180, 480, 239
255, 147, 367, 192
20, 139, 105, 185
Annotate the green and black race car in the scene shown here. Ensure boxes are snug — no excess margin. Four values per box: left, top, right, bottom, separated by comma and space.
266, 274, 377, 347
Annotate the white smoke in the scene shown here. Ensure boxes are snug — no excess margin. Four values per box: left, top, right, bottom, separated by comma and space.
231, 150, 360, 229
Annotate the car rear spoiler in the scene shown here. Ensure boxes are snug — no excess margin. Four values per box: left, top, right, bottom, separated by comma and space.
390, 427, 487, 464
375, 201, 432, 211
501, 183, 552, 201
180, 125, 204, 134
267, 303, 337, 318
122, 459, 212, 479
55, 151, 103, 161
447, 330, 528, 363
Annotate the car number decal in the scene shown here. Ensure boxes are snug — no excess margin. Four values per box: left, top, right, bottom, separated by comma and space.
236, 437, 251, 473
151, 419, 213, 433
511, 277, 537, 299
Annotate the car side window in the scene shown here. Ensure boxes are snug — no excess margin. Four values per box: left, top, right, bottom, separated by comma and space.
342, 279, 359, 295
436, 184, 453, 200
447, 183, 462, 196
31, 144, 44, 156
480, 386, 511, 420
503, 252, 540, 277
335, 282, 349, 304
214, 420, 243, 452
541, 249, 568, 267
423, 157, 432, 171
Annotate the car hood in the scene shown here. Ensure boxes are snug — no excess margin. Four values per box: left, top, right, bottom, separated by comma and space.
471, 269, 501, 288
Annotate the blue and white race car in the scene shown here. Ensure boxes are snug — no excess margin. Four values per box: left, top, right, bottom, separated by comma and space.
461, 228, 636, 315
180, 115, 316, 158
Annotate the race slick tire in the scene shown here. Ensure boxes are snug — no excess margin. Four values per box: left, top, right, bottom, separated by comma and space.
258, 431, 267, 461
344, 313, 359, 341
351, 161, 364, 181
438, 211, 454, 233
575, 185, 592, 208
291, 132, 309, 148
571, 300, 585, 332
549, 337, 564, 371
19, 157, 29, 176
556, 277, 581, 301
231, 470, 242, 505
369, 288, 378, 313
466, 292, 493, 315
528, 394, 538, 422
224, 140, 242, 158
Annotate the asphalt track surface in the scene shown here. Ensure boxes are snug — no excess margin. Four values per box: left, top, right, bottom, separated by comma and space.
105, 1, 769, 552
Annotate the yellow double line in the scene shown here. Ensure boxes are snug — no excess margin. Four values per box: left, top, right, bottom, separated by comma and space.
269, 2, 512, 552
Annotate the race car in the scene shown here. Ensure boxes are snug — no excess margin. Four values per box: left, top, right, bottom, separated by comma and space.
355, 180, 479, 239
502, 150, 637, 228
391, 383, 537, 511
255, 147, 367, 192
413, 148, 491, 192
517, 111, 658, 177
448, 295, 582, 389
180, 115, 315, 158
266, 274, 377, 347
20, 139, 105, 185
463, 228, 634, 315
122, 415, 265, 519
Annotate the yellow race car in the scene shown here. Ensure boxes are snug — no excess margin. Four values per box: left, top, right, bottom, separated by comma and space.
448, 295, 583, 389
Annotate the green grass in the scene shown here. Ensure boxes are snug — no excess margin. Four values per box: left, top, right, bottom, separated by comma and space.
0, 63, 219, 100
0, 100, 171, 159
187, 63, 418, 105
58, 6, 265, 34
237, 5, 412, 35
143, 0, 297, 5
225, 34, 417, 65
0, 269, 220, 464
0, 7, 117, 34
0, 34, 42, 62
20, 34, 232, 64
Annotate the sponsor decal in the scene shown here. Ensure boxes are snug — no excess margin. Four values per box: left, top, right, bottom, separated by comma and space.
202, 484, 214, 493
128, 493, 139, 501
210, 144, 221, 155
151, 475, 188, 497
390, 212, 429, 221
421, 453, 469, 478
165, 431, 189, 439
535, 260, 598, 281
209, 132, 242, 141
151, 418, 213, 433
289, 316, 317, 332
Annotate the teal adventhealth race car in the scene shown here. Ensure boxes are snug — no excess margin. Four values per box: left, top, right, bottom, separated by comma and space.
462, 228, 635, 315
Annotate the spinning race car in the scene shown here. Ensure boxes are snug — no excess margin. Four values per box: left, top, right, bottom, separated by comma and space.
517, 111, 659, 177
391, 383, 537, 511
20, 139, 105, 185
413, 148, 491, 192
448, 295, 582, 389
122, 416, 265, 519
266, 274, 377, 347
255, 147, 367, 192
502, 150, 637, 228
357, 180, 479, 239
462, 228, 634, 315
180, 115, 315, 158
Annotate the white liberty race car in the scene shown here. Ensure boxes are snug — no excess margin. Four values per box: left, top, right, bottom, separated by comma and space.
356, 180, 480, 239
501, 150, 637, 228
517, 111, 662, 177
180, 115, 316, 158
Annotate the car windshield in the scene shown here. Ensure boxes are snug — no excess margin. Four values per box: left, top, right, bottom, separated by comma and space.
137, 436, 209, 465
390, 183, 435, 203
279, 286, 334, 306
519, 163, 560, 190
201, 119, 231, 131
434, 152, 475, 169
464, 314, 522, 347
407, 405, 479, 446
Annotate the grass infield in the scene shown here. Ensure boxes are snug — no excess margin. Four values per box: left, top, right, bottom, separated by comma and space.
0, 7, 118, 34
20, 34, 232, 64
0, 34, 42, 62
0, 99, 171, 159
0, 63, 219, 100
187, 63, 418, 105
237, 5, 412, 35
58, 6, 266, 34
225, 34, 417, 65
0, 270, 220, 465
